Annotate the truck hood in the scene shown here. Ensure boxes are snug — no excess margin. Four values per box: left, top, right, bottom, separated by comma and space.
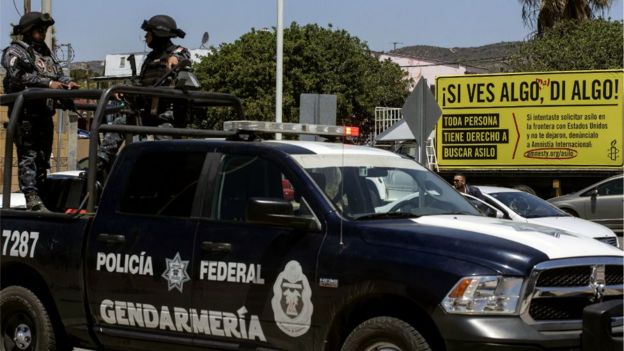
412, 215, 622, 259
355, 215, 622, 276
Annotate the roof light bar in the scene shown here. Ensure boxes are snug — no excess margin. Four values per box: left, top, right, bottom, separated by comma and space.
224, 121, 359, 137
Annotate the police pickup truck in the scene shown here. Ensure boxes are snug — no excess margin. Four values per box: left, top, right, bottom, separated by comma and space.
1, 87, 622, 351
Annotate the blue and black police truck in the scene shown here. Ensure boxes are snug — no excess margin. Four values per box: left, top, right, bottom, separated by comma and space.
1, 87, 622, 351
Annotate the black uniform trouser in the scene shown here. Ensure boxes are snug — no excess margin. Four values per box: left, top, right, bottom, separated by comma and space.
14, 113, 54, 195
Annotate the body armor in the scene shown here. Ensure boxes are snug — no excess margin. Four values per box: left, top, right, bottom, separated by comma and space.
139, 44, 190, 87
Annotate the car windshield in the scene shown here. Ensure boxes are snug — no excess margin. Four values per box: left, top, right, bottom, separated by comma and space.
489, 191, 569, 218
291, 154, 480, 219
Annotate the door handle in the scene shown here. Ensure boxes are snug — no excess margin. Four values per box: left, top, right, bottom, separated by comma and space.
201, 241, 232, 253
97, 233, 126, 244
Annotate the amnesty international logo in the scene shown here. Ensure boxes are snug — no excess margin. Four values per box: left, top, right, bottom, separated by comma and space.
607, 140, 620, 161
161, 252, 191, 293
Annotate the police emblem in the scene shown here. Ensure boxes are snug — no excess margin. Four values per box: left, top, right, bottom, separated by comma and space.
271, 260, 313, 337
35, 57, 46, 72
161, 252, 191, 293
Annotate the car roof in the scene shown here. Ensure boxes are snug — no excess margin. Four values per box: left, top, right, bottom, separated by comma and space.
475, 185, 523, 195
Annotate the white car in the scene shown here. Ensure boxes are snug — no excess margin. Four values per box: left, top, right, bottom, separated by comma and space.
0, 170, 86, 211
0, 192, 27, 209
475, 186, 619, 248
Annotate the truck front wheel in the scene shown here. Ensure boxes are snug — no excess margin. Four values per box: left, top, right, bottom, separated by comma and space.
1, 286, 55, 351
341, 316, 431, 351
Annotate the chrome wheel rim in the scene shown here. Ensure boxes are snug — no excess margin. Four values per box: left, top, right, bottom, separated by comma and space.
13, 323, 32, 350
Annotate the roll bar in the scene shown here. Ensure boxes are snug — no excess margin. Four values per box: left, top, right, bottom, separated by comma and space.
1, 86, 244, 211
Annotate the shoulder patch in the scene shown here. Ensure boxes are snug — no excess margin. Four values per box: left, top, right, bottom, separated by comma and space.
9, 56, 17, 67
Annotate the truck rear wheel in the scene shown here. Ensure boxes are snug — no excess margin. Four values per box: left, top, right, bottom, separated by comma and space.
1, 286, 55, 351
341, 316, 431, 351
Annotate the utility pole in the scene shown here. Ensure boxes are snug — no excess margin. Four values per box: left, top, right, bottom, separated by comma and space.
41, 0, 52, 48
24, 0, 31, 13
275, 0, 283, 140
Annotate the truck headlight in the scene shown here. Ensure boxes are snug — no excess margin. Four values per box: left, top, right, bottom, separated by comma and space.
442, 276, 523, 315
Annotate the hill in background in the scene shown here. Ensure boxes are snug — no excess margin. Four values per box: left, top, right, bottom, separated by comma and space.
69, 41, 523, 76
391, 41, 522, 72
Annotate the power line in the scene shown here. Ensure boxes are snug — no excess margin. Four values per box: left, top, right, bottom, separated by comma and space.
12, 0, 22, 16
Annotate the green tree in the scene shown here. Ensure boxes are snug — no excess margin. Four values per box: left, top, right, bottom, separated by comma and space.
194, 23, 410, 134
508, 19, 623, 71
519, 0, 613, 35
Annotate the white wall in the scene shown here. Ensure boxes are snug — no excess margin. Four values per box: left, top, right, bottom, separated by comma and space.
104, 49, 210, 77
378, 53, 467, 89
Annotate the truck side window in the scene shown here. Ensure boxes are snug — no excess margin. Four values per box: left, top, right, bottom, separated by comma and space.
215, 155, 311, 221
120, 152, 205, 217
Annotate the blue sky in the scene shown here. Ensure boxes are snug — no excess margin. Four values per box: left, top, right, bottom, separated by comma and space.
1, 0, 623, 61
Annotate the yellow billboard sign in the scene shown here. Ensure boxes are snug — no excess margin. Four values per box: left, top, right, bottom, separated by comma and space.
435, 70, 623, 169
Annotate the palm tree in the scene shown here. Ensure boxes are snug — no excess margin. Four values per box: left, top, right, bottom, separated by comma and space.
519, 0, 614, 35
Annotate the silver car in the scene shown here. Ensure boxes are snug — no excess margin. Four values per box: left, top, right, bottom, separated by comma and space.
548, 174, 623, 235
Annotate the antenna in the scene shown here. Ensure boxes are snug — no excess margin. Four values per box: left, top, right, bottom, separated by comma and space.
200, 32, 209, 49
391, 41, 403, 50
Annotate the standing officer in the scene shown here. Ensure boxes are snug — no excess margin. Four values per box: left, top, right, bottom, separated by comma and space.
2, 12, 79, 211
98, 15, 191, 174
139, 15, 190, 86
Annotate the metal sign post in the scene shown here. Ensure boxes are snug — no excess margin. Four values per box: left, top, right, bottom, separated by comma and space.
402, 78, 441, 163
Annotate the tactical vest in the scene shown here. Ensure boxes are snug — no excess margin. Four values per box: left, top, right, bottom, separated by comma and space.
15, 40, 60, 80
139, 45, 179, 87
3, 41, 60, 93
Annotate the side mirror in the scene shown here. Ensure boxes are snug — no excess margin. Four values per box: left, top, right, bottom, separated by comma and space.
246, 197, 321, 231
494, 209, 505, 219
590, 189, 599, 197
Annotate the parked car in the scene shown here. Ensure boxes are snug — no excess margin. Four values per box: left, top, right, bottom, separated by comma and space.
462, 193, 504, 218
475, 186, 620, 248
548, 174, 623, 235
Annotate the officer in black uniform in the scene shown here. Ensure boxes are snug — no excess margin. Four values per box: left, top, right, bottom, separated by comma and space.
2, 12, 79, 211
98, 15, 190, 174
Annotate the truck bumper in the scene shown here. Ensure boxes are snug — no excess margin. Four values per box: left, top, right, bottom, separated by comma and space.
432, 305, 611, 351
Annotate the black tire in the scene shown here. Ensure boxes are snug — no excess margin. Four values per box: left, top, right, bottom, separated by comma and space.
1, 286, 55, 351
341, 316, 431, 351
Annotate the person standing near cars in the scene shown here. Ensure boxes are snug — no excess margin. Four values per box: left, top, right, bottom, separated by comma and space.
2, 12, 79, 211
453, 173, 484, 199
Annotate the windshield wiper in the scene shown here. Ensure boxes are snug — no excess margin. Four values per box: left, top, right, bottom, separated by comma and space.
355, 212, 421, 220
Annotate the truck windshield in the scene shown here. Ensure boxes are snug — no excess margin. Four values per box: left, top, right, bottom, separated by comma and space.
292, 154, 480, 219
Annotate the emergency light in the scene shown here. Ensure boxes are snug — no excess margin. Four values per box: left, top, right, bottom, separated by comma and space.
224, 121, 359, 137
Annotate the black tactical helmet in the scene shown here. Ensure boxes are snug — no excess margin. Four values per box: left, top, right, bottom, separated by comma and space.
12, 11, 55, 35
141, 15, 185, 39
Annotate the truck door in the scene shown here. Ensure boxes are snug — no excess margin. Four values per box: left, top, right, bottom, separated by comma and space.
191, 152, 323, 350
86, 150, 207, 350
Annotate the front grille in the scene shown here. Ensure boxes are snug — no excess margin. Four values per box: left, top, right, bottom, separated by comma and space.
536, 266, 590, 287
606, 265, 623, 285
528, 262, 623, 322
529, 296, 622, 320
529, 297, 588, 320
595, 236, 618, 247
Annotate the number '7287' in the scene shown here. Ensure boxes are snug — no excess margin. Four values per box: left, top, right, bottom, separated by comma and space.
2, 230, 39, 258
